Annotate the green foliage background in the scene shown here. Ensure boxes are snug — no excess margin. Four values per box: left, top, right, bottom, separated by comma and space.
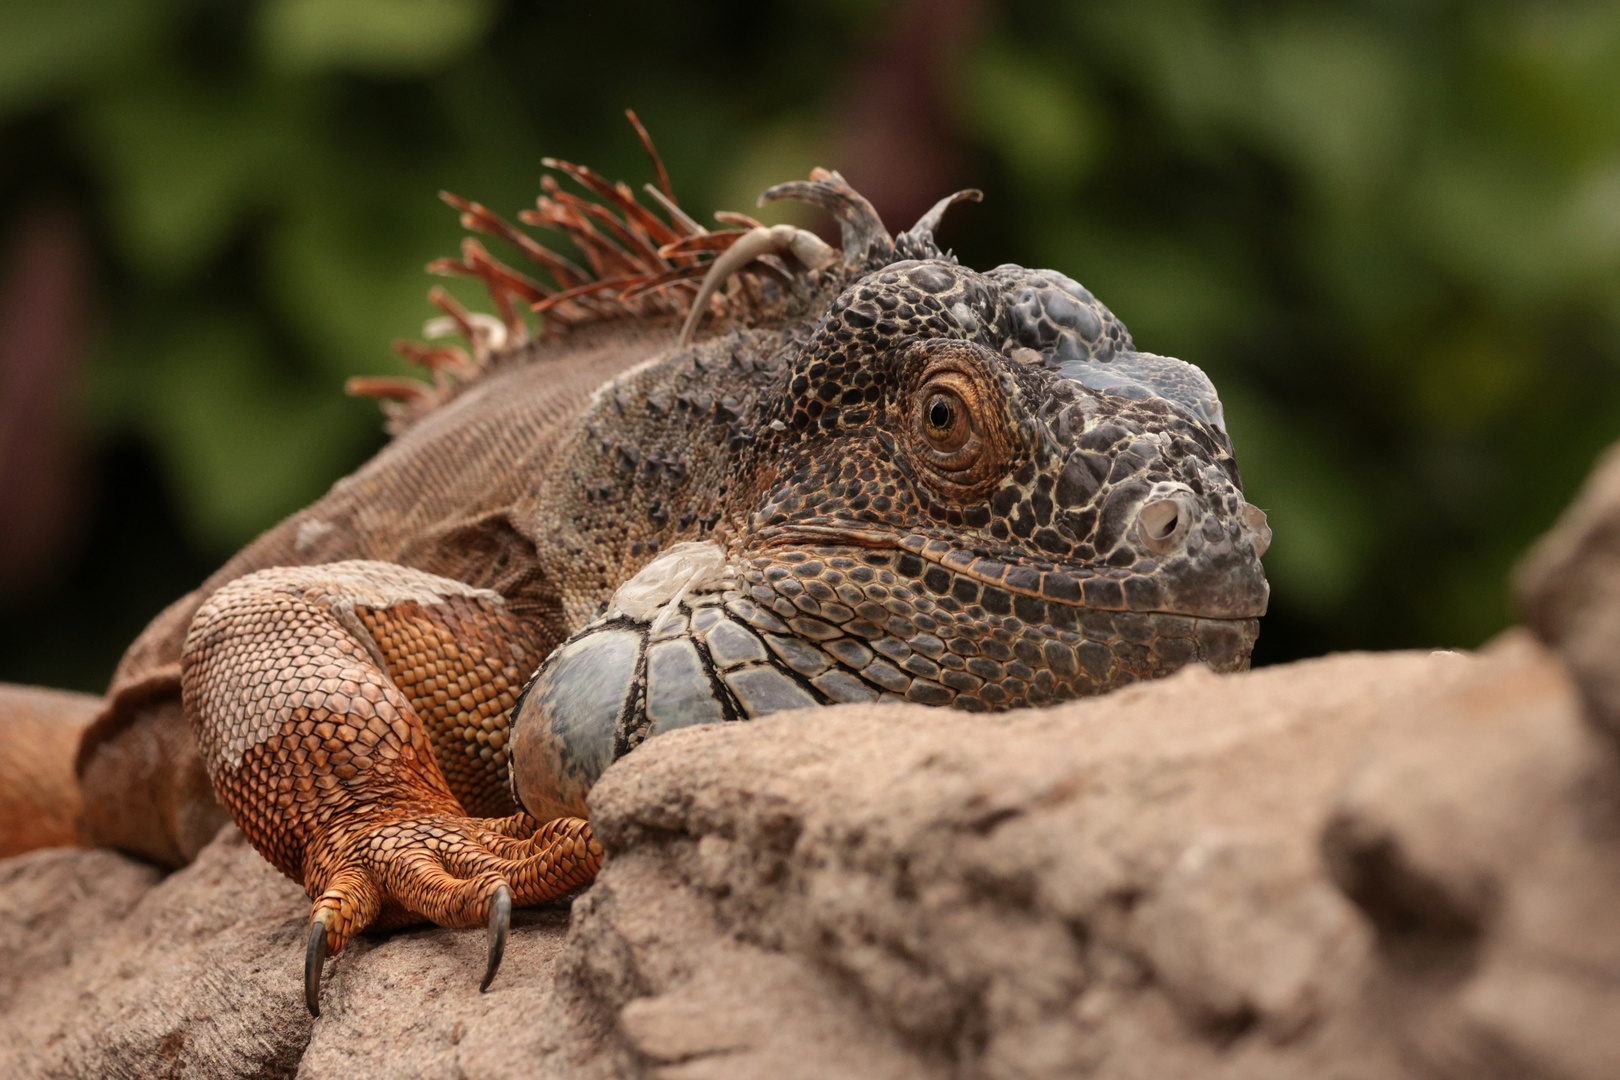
3, 0, 1620, 690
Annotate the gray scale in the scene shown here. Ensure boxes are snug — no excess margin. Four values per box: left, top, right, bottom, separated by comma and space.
824, 638, 873, 668
764, 634, 831, 676
870, 637, 911, 662
722, 665, 819, 715
810, 669, 878, 704
726, 597, 788, 634
647, 612, 688, 640
1056, 352, 1226, 435
691, 607, 725, 632
788, 616, 843, 641
860, 660, 911, 693
985, 263, 1228, 434
703, 619, 769, 668
817, 601, 856, 623
645, 638, 727, 735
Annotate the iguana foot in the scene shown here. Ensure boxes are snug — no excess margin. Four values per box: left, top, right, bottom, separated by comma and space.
180, 561, 604, 1015
302, 813, 598, 1015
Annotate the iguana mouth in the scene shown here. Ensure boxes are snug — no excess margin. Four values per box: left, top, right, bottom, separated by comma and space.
752, 522, 1259, 621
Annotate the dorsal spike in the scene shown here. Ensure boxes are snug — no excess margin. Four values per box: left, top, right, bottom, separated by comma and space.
898, 189, 982, 255
759, 171, 893, 269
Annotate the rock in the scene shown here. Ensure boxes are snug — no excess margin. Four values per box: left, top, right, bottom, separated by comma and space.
1322, 634, 1620, 1079
1516, 439, 1620, 740
0, 829, 604, 1079
562, 645, 1514, 1080
4, 630, 1619, 1077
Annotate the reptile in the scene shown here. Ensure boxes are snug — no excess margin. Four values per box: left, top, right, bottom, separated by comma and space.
4, 114, 1270, 1016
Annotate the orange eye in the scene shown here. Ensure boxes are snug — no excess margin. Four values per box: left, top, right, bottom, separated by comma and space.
898, 341, 1020, 502
922, 390, 971, 452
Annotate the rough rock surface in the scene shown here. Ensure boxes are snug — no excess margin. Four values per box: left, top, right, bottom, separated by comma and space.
571, 634, 1620, 1080
1517, 439, 1620, 740
3, 630, 1617, 1078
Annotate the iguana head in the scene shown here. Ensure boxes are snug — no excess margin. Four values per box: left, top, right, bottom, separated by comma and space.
714, 176, 1269, 706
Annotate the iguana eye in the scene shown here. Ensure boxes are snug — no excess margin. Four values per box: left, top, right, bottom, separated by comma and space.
922, 390, 970, 452
913, 377, 981, 469
899, 341, 1020, 501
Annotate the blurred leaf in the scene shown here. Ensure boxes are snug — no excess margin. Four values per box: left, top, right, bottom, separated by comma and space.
78, 74, 307, 279
956, 37, 1099, 193
1220, 388, 1375, 615
1040, 217, 1256, 365
1489, 1, 1620, 170
713, 119, 828, 228
1245, 14, 1409, 200
1407, 322, 1531, 436
263, 160, 462, 379
98, 315, 374, 548
1408, 148, 1620, 304
0, 0, 163, 120
260, 0, 497, 76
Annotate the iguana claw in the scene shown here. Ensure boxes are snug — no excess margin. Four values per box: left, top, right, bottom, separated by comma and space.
481, 883, 512, 992
305, 913, 330, 1017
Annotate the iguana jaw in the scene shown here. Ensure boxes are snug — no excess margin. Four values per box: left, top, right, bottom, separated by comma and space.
749, 522, 1269, 626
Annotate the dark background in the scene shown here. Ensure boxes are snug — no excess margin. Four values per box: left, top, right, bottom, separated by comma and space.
3, 0, 1619, 692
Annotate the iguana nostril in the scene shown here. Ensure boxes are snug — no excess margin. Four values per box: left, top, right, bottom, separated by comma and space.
1139, 499, 1182, 543
1243, 503, 1272, 559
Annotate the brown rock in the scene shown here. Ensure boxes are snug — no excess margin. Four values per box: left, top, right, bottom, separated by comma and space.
3, 638, 1617, 1078
1516, 440, 1620, 740
567, 635, 1619, 1079
0, 828, 602, 1079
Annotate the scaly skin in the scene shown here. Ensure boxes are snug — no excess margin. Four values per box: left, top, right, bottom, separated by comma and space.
47, 138, 1268, 1014
181, 563, 601, 989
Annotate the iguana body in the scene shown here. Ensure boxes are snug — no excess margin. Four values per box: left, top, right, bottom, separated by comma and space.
19, 122, 1270, 1014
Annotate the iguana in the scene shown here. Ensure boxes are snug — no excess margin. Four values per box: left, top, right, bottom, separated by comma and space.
9, 114, 1270, 1016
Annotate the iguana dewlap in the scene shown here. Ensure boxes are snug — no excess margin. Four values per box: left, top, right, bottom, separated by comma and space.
46, 119, 1270, 1015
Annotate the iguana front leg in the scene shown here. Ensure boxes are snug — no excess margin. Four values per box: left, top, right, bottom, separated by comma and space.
180, 561, 601, 1016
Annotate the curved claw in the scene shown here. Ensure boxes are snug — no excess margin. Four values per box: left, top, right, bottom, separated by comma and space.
481, 883, 512, 993
305, 914, 329, 1017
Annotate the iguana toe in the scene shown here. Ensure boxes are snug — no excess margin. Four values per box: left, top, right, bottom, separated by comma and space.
182, 562, 602, 1012
299, 813, 597, 1014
